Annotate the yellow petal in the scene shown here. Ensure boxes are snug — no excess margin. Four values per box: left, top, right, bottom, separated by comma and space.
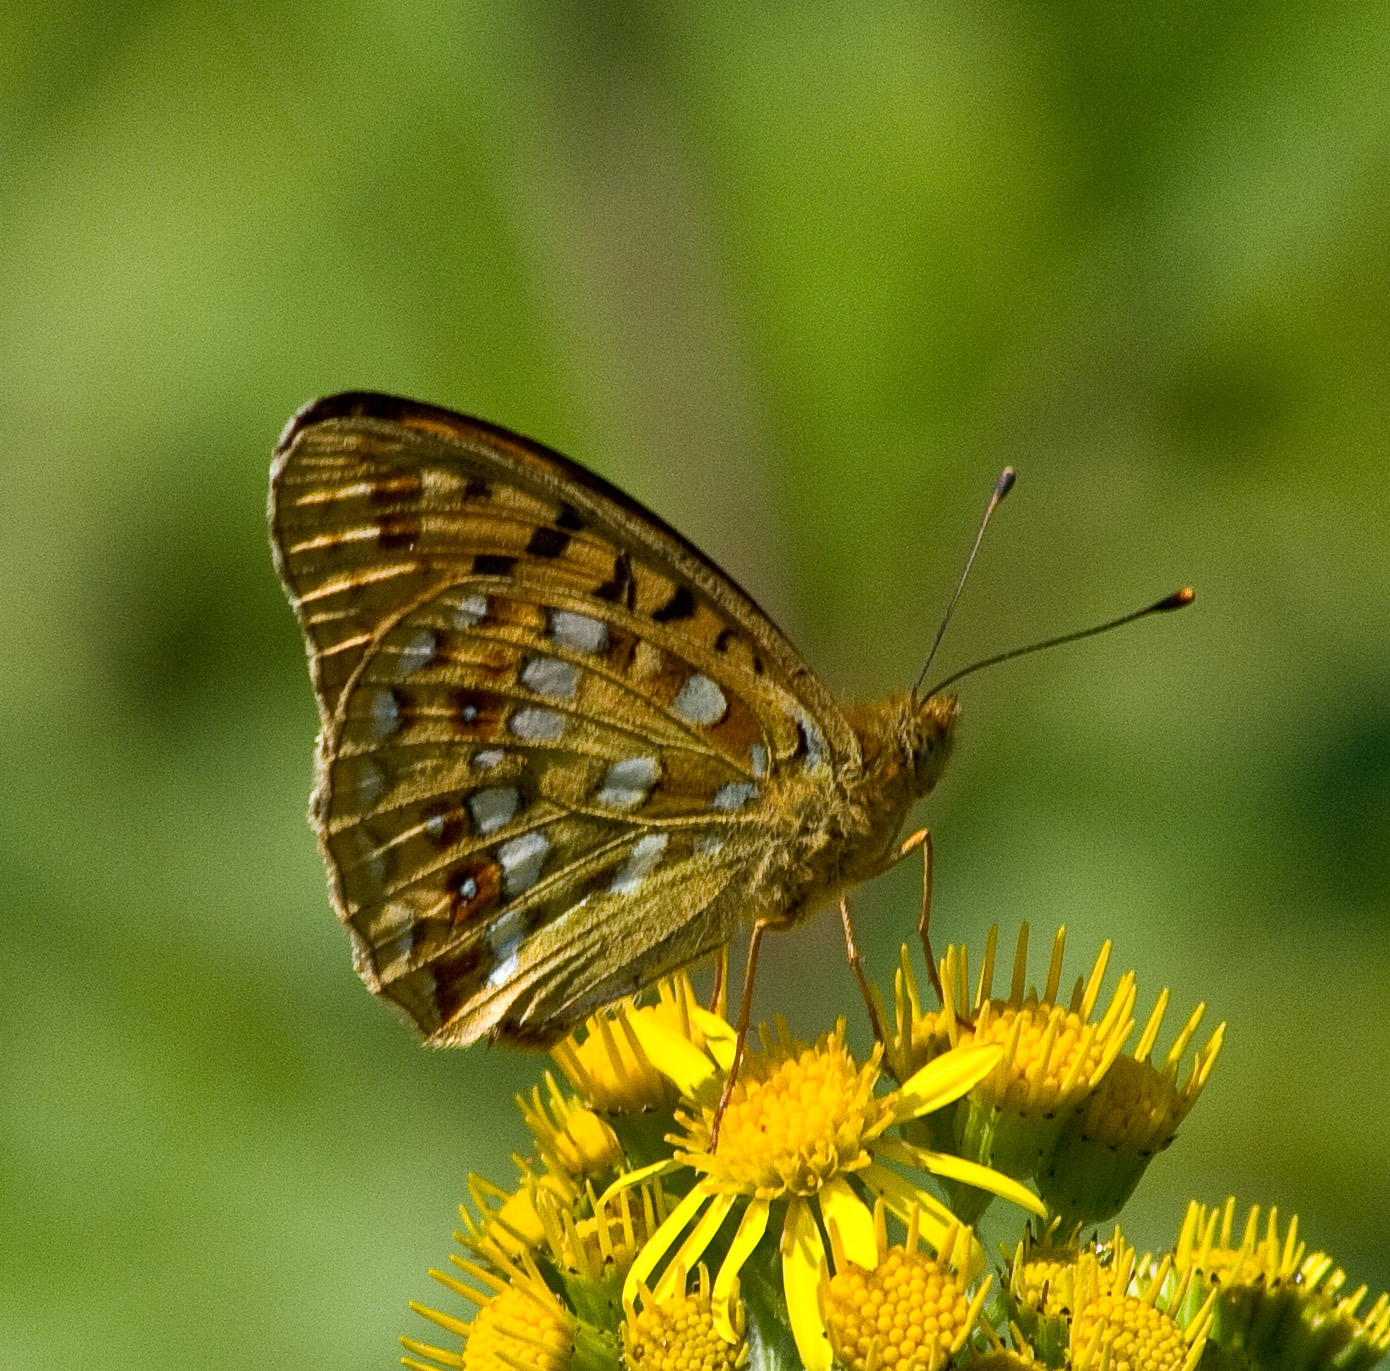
881, 1138, 1047, 1218
858, 1162, 956, 1248
781, 1197, 832, 1371
819, 1177, 877, 1270
713, 1197, 770, 1342
623, 1184, 709, 1307
689, 1006, 739, 1071
657, 1192, 736, 1300
626, 1012, 719, 1094
894, 1043, 1004, 1119
595, 1157, 676, 1211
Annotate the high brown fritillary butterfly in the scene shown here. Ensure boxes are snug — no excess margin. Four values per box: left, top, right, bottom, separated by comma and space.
268, 392, 962, 1051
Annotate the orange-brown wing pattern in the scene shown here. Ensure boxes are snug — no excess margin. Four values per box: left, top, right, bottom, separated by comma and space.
269, 393, 857, 1046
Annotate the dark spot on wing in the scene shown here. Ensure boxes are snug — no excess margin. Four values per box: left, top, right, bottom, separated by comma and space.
526, 525, 570, 559
370, 473, 423, 505
473, 553, 517, 578
594, 550, 636, 610
447, 859, 502, 927
652, 584, 696, 623
377, 516, 422, 552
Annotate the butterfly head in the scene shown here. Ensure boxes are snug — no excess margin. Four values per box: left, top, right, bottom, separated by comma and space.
909, 692, 958, 797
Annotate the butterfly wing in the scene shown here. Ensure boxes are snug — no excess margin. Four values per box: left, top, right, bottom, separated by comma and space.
269, 392, 858, 1046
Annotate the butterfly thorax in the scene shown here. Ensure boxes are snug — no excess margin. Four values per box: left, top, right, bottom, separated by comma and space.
839, 690, 958, 876
758, 692, 958, 927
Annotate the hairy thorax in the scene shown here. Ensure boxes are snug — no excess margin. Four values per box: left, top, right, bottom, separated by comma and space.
758, 692, 958, 928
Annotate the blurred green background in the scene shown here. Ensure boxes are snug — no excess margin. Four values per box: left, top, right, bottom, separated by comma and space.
3, 1, 1387, 1365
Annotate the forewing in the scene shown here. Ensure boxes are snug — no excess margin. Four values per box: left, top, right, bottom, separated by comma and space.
269, 392, 856, 1046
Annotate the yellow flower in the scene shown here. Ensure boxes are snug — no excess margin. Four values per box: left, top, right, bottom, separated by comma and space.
820, 1202, 991, 1371
1173, 1199, 1390, 1371
887, 925, 1135, 1115
1038, 990, 1223, 1228
1004, 1226, 1215, 1371
886, 924, 1223, 1226
402, 1246, 578, 1371
518, 1072, 625, 1184
552, 970, 733, 1114
621, 1264, 747, 1371
461, 1168, 577, 1262
614, 1012, 1042, 1371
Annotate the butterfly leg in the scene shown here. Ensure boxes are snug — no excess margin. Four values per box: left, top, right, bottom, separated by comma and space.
710, 918, 773, 1151
707, 944, 729, 1018
897, 828, 944, 1003
839, 897, 886, 1045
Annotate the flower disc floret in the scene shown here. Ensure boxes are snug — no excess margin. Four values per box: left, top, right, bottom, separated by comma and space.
462, 1287, 572, 1371
1072, 1291, 1189, 1371
679, 1022, 894, 1197
621, 1267, 746, 1371
822, 1245, 976, 1371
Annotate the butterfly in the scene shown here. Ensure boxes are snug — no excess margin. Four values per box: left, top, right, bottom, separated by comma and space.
269, 392, 963, 1057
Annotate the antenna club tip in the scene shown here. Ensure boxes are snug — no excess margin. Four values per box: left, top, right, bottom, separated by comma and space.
1159, 586, 1196, 611
996, 467, 1017, 498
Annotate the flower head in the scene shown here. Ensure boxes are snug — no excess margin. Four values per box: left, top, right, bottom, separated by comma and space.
402, 1246, 578, 1371
674, 1018, 897, 1196
621, 1264, 746, 1371
518, 1073, 625, 1184
1004, 1226, 1215, 1371
886, 924, 1223, 1227
621, 1008, 1041, 1371
1173, 1199, 1390, 1371
820, 1204, 990, 1371
551, 971, 732, 1115
1037, 991, 1224, 1228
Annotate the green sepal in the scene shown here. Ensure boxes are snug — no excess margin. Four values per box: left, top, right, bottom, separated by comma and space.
604, 1108, 681, 1170
571, 1319, 622, 1371
1033, 1126, 1152, 1230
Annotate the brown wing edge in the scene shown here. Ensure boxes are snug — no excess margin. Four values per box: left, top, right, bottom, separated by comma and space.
273, 390, 858, 764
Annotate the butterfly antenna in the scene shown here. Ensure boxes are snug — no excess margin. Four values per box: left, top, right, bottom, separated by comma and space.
912, 467, 1016, 700
923, 587, 1195, 698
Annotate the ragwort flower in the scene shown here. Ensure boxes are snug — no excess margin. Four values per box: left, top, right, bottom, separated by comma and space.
884, 924, 1223, 1227
621, 1263, 747, 1371
1173, 1198, 1390, 1371
819, 1201, 991, 1371
1003, 1225, 1216, 1371
617, 1012, 1043, 1371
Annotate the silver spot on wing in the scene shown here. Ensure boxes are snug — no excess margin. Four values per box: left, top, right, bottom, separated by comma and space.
498, 831, 550, 896
549, 609, 608, 655
453, 592, 489, 628
671, 673, 727, 725
365, 687, 402, 740
520, 655, 579, 699
392, 627, 437, 677
609, 833, 669, 894
468, 786, 518, 835
712, 781, 758, 812
596, 755, 660, 811
509, 706, 567, 742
